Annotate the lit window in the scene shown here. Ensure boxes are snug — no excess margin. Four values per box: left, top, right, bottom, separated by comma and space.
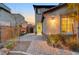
61, 16, 74, 33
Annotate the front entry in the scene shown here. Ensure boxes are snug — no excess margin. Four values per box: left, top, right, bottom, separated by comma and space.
37, 22, 42, 35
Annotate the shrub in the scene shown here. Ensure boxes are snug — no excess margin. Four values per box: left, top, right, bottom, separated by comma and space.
47, 34, 78, 50
5, 40, 15, 49
67, 37, 79, 52
47, 34, 61, 47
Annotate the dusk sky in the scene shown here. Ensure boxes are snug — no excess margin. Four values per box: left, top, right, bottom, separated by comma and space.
5, 3, 58, 25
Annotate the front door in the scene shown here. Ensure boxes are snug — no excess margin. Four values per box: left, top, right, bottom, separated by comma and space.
37, 22, 42, 35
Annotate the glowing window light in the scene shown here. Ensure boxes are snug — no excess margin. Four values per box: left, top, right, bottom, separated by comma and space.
47, 17, 57, 34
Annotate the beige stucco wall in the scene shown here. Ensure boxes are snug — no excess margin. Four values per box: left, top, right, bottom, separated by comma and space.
46, 6, 68, 16
43, 15, 61, 35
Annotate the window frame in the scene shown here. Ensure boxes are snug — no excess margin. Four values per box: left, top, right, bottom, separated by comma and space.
61, 15, 75, 34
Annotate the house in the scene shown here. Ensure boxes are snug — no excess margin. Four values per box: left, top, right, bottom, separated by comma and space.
20, 21, 28, 35
12, 14, 25, 26
12, 14, 26, 35
42, 3, 78, 38
0, 3, 16, 43
27, 24, 34, 33
33, 5, 56, 35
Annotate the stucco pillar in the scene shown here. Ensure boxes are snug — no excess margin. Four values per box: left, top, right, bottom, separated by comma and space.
59, 15, 62, 34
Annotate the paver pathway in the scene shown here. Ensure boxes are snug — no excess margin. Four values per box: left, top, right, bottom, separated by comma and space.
12, 33, 79, 55
26, 40, 79, 55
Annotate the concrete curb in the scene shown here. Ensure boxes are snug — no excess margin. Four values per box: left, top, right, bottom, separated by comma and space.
9, 51, 32, 55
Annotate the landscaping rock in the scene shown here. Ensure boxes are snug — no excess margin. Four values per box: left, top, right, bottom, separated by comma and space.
0, 48, 10, 55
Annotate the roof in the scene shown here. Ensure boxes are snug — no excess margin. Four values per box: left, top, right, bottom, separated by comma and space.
12, 13, 25, 25
43, 3, 67, 14
0, 3, 11, 13
13, 14, 24, 18
33, 5, 56, 8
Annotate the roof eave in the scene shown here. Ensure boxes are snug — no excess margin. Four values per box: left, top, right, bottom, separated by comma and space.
43, 3, 67, 14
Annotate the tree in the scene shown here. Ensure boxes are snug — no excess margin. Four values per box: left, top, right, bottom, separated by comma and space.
67, 3, 79, 40
67, 3, 79, 21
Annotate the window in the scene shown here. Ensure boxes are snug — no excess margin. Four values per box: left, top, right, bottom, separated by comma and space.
37, 9, 41, 14
61, 17, 67, 33
36, 8, 42, 14
61, 16, 74, 33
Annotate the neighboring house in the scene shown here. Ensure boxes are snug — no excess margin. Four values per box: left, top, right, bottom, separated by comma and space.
21, 21, 28, 35
42, 3, 78, 37
33, 5, 56, 35
12, 14, 25, 26
12, 14, 25, 35
27, 24, 34, 33
0, 3, 16, 43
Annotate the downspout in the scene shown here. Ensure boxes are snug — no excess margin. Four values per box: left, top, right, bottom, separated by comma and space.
41, 13, 45, 35
0, 26, 1, 43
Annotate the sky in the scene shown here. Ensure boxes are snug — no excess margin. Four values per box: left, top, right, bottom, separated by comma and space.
5, 3, 59, 25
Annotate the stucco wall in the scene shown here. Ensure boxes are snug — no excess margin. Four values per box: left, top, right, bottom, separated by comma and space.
46, 6, 68, 16
43, 15, 60, 35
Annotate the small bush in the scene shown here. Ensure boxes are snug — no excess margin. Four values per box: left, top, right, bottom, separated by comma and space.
47, 34, 61, 47
5, 40, 15, 49
67, 37, 79, 52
